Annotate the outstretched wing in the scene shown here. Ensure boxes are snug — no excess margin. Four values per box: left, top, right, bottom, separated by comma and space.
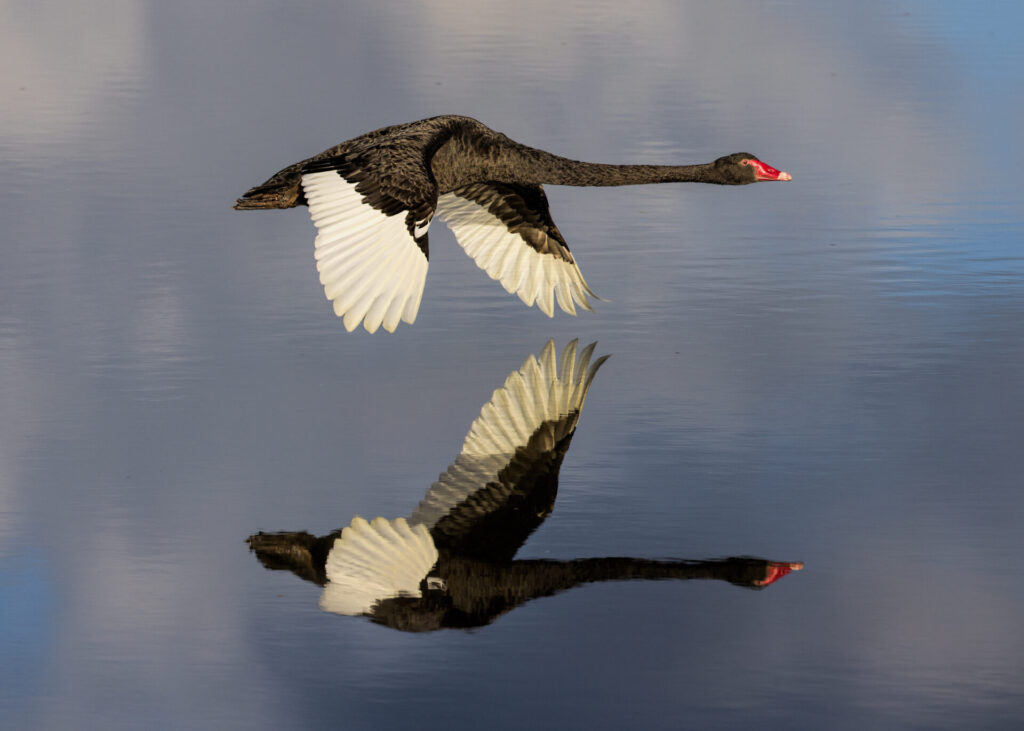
300, 147, 436, 333
409, 340, 609, 550
436, 183, 597, 317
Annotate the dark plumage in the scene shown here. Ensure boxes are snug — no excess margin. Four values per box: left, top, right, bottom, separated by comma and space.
235, 115, 791, 332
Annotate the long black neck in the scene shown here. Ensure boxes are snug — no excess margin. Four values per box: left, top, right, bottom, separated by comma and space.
433, 125, 718, 191
500, 556, 776, 588
435, 555, 782, 613
514, 148, 717, 187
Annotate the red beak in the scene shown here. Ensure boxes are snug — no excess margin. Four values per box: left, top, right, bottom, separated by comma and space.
751, 159, 792, 181
754, 561, 804, 587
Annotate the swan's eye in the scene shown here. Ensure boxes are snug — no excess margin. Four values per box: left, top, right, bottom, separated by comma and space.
740, 159, 752, 166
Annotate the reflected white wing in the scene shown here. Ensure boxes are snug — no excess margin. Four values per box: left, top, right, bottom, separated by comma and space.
319, 516, 438, 616
409, 340, 608, 529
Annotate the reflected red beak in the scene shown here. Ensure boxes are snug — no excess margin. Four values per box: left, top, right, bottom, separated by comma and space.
754, 561, 804, 587
752, 159, 792, 181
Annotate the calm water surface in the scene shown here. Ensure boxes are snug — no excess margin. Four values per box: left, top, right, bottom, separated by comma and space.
2, 1, 1023, 729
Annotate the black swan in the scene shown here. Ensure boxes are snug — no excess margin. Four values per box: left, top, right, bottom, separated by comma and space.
234, 115, 792, 332
247, 340, 802, 630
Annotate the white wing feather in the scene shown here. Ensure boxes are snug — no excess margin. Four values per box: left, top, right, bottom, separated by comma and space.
319, 516, 438, 616
301, 171, 429, 333
409, 340, 607, 528
435, 193, 594, 317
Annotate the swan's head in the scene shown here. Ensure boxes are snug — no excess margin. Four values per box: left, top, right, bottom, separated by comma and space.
713, 153, 792, 184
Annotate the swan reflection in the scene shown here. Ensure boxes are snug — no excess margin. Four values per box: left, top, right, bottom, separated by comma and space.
248, 340, 802, 631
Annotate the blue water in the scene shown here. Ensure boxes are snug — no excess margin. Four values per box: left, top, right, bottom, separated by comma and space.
2, 1, 1022, 728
